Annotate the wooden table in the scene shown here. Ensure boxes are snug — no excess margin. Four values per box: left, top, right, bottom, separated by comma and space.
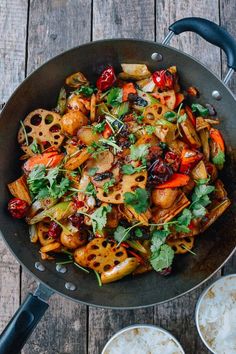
0, 1, 236, 353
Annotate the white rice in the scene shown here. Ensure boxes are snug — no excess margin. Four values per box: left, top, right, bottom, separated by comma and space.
198, 275, 236, 354
103, 327, 183, 354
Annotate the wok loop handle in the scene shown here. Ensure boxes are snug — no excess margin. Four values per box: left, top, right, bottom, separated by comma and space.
0, 284, 52, 354
165, 17, 236, 84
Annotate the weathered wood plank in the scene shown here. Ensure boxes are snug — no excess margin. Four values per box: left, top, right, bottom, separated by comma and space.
0, 0, 28, 332
89, 307, 154, 354
21, 1, 92, 353
89, 1, 155, 353
156, 0, 221, 75
93, 0, 155, 40
155, 3, 221, 354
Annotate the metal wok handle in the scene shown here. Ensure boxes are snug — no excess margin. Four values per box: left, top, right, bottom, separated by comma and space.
0, 283, 53, 354
163, 17, 236, 85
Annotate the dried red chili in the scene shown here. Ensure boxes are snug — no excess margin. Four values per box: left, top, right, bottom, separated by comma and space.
8, 198, 29, 219
152, 69, 174, 90
96, 66, 116, 91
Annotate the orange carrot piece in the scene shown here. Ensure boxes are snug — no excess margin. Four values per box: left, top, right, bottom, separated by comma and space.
185, 105, 196, 126
210, 128, 225, 152
174, 93, 185, 108
24, 152, 63, 172
122, 83, 136, 101
156, 173, 190, 189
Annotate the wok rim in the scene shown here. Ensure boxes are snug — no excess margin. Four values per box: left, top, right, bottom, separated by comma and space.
1, 37, 236, 309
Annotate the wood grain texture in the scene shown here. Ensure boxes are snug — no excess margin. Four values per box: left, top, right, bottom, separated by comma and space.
0, 0, 28, 332
21, 1, 92, 353
156, 0, 221, 74
27, 0, 92, 74
93, 0, 155, 40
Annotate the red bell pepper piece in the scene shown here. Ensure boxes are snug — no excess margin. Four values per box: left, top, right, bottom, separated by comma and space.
152, 69, 174, 90
122, 82, 136, 101
102, 123, 113, 138
156, 173, 190, 189
179, 147, 203, 174
210, 128, 225, 152
96, 66, 116, 91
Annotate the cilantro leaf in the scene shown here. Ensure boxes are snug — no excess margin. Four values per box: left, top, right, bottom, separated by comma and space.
177, 113, 187, 124
128, 134, 136, 144
106, 87, 122, 106
124, 188, 149, 213
114, 225, 129, 243
88, 167, 98, 176
191, 103, 209, 117
92, 121, 106, 133
90, 205, 112, 233
103, 179, 115, 194
212, 150, 225, 167
145, 126, 156, 135
176, 209, 192, 228
30, 139, 40, 154
164, 111, 177, 122
150, 244, 174, 272
121, 164, 145, 175
191, 203, 207, 218
85, 182, 96, 197
75, 86, 95, 97
134, 228, 143, 238
130, 144, 150, 161
133, 113, 144, 124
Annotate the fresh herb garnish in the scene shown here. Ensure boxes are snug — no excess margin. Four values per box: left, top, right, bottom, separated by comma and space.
134, 113, 144, 124
75, 85, 95, 97
27, 165, 71, 200
121, 164, 146, 175
94, 270, 102, 287
87, 141, 108, 157
150, 243, 174, 272
145, 125, 156, 135
128, 134, 136, 144
191, 103, 209, 117
130, 144, 150, 162
92, 121, 106, 133
103, 178, 115, 194
164, 111, 177, 122
134, 228, 143, 238
30, 139, 40, 154
124, 188, 149, 213
106, 87, 122, 106
85, 182, 96, 197
99, 137, 122, 153
88, 167, 99, 176
212, 150, 225, 167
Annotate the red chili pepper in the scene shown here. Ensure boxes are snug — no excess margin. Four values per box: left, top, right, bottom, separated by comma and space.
185, 105, 196, 127
96, 66, 116, 91
48, 221, 62, 239
152, 69, 174, 89
8, 198, 29, 219
210, 128, 225, 152
102, 123, 113, 138
120, 242, 130, 248
127, 249, 146, 265
179, 147, 203, 174
165, 151, 180, 172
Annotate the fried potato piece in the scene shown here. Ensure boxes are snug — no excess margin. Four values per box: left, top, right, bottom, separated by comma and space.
152, 192, 190, 224
74, 238, 127, 273
61, 111, 88, 136
18, 109, 64, 156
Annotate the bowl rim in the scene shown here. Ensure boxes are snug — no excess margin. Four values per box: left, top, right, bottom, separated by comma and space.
195, 273, 236, 354
101, 323, 185, 354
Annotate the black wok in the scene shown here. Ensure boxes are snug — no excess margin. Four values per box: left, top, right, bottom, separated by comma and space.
0, 17, 236, 354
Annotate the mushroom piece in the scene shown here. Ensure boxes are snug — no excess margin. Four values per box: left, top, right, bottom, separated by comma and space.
65, 71, 89, 88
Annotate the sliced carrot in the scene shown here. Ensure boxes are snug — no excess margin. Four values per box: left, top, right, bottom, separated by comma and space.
185, 105, 196, 126
24, 152, 63, 172
156, 173, 190, 189
210, 128, 225, 152
174, 93, 185, 108
102, 123, 113, 138
122, 83, 136, 101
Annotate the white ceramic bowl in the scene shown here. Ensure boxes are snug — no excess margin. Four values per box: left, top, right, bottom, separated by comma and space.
101, 324, 185, 354
195, 274, 236, 354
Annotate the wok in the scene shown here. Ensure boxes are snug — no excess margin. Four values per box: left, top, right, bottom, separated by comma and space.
0, 17, 236, 353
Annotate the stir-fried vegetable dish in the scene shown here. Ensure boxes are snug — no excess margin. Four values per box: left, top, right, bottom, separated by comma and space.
7, 63, 230, 285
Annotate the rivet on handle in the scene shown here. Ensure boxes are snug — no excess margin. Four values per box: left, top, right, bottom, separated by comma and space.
65, 282, 76, 291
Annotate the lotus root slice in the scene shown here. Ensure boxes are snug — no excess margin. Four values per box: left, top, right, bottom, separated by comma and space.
18, 109, 64, 156
74, 238, 127, 273
167, 236, 195, 254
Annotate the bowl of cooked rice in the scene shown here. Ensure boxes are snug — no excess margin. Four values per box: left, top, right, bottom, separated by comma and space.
101, 324, 185, 354
195, 274, 236, 354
